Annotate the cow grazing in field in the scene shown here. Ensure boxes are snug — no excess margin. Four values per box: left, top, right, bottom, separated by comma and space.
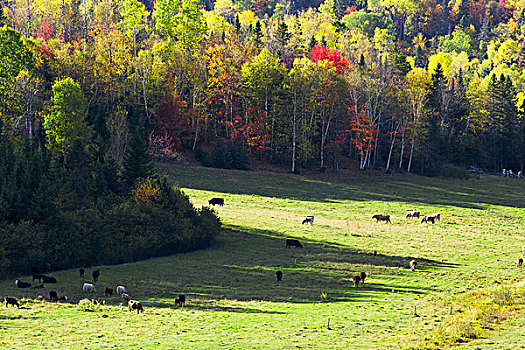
83, 283, 96, 293
32, 274, 43, 282
372, 214, 391, 223
49, 291, 58, 301
121, 293, 130, 305
409, 260, 417, 271
175, 295, 186, 307
128, 300, 144, 314
41, 275, 57, 284
286, 239, 303, 248
15, 280, 31, 288
359, 272, 367, 283
5, 297, 19, 307
56, 296, 68, 302
116, 286, 126, 295
405, 211, 420, 219
92, 270, 100, 283
79, 268, 85, 278
517, 258, 523, 268
208, 198, 224, 206
302, 216, 314, 225
353, 275, 361, 287
430, 213, 441, 222
420, 216, 435, 224
105, 287, 113, 297
276, 270, 283, 282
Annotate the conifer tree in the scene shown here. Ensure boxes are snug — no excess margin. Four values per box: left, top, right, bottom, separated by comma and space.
121, 128, 155, 187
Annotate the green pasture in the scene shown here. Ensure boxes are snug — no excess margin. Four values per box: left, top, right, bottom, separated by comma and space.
1, 165, 524, 349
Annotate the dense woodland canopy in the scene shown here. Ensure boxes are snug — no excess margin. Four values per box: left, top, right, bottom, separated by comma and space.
1, 0, 524, 175
0, 0, 524, 277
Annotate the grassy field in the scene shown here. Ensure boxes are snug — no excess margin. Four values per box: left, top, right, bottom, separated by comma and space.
1, 165, 524, 349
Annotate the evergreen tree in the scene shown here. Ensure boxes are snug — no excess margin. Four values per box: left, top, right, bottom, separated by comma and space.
308, 35, 317, 51
320, 35, 327, 47
358, 53, 365, 69
276, 21, 291, 54
394, 53, 410, 75
252, 20, 263, 48
234, 14, 241, 32
414, 46, 427, 68
121, 128, 155, 187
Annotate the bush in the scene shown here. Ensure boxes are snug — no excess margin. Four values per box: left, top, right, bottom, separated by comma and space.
195, 148, 211, 167
440, 164, 470, 179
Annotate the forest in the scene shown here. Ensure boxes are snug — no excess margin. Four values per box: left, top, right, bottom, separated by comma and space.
0, 0, 524, 276
1, 0, 524, 175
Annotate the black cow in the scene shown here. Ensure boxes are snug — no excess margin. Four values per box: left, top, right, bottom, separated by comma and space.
79, 267, 85, 278
92, 270, 100, 282
5, 297, 19, 307
286, 239, 303, 248
276, 270, 283, 282
42, 275, 57, 284
49, 291, 58, 301
32, 274, 43, 282
175, 294, 186, 307
15, 280, 31, 288
208, 198, 224, 206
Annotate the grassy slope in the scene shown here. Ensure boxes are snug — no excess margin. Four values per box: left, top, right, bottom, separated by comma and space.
1, 165, 524, 349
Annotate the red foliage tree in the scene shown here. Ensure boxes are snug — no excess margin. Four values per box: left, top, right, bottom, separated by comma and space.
153, 90, 190, 150
309, 45, 351, 75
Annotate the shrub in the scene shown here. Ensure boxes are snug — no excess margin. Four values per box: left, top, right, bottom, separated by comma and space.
439, 164, 470, 179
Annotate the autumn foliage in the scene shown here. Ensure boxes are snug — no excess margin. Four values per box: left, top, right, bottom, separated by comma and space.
309, 45, 351, 75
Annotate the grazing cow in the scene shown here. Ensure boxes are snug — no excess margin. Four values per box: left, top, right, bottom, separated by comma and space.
276, 270, 283, 282
116, 286, 126, 295
15, 280, 31, 288
353, 275, 361, 287
359, 272, 367, 283
5, 297, 19, 308
420, 216, 435, 224
83, 283, 96, 293
405, 211, 420, 219
174, 295, 186, 307
42, 275, 57, 284
517, 258, 523, 268
208, 198, 224, 206
430, 213, 441, 222
33, 284, 45, 289
372, 214, 391, 223
92, 270, 100, 283
49, 291, 58, 301
32, 274, 43, 282
286, 239, 303, 248
56, 296, 68, 302
105, 287, 113, 297
121, 293, 130, 305
302, 216, 314, 225
128, 300, 144, 314
409, 260, 417, 271
79, 268, 85, 278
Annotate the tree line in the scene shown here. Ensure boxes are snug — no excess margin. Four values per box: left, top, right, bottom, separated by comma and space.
0, 0, 524, 179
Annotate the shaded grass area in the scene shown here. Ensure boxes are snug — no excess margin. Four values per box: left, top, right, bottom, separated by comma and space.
1, 165, 524, 349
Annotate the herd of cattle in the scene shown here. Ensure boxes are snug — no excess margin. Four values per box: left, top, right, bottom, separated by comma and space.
5, 265, 186, 314
3, 198, 523, 313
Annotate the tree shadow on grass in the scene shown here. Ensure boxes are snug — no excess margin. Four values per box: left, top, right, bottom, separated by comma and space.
160, 165, 525, 209
115, 227, 459, 305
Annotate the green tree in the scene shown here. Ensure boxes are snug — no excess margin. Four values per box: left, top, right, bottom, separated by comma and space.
252, 20, 263, 48
43, 78, 92, 159
275, 21, 291, 55
121, 128, 155, 187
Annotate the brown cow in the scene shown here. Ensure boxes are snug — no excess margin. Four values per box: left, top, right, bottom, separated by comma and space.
372, 214, 391, 223
128, 300, 144, 314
